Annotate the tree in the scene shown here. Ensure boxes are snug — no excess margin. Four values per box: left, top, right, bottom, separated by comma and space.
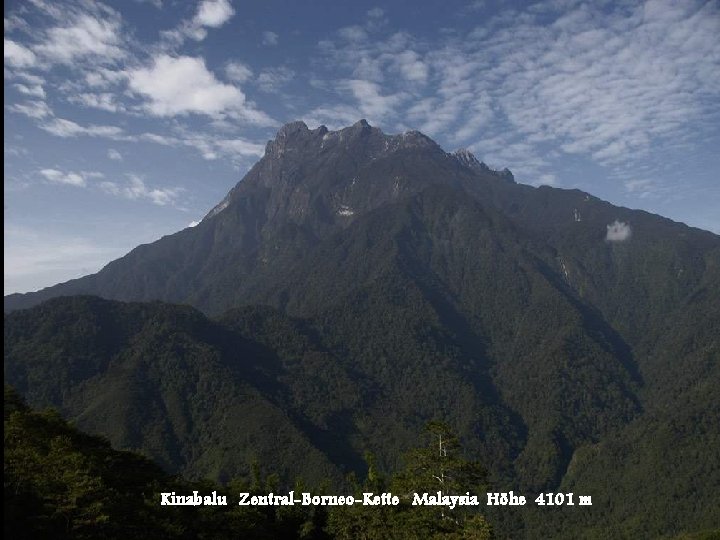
328, 422, 492, 539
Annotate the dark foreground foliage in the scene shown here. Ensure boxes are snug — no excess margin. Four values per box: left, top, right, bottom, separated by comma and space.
5, 386, 497, 539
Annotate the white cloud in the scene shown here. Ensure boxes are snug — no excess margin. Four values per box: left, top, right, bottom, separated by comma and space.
41, 117, 125, 138
606, 220, 632, 242
39, 168, 95, 187
107, 148, 123, 161
188, 220, 200, 228
160, 0, 234, 47
195, 0, 234, 27
4, 39, 37, 67
33, 12, 125, 65
262, 31, 279, 46
225, 61, 253, 83
100, 175, 181, 206
127, 55, 272, 124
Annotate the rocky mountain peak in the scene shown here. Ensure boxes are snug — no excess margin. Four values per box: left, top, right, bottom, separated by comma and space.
499, 167, 515, 183
452, 148, 515, 183
278, 120, 309, 138
453, 148, 488, 170
265, 120, 325, 157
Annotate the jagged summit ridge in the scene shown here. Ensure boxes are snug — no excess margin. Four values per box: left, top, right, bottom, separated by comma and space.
452, 148, 515, 183
264, 119, 441, 159
264, 120, 512, 181
453, 148, 488, 170
206, 120, 516, 222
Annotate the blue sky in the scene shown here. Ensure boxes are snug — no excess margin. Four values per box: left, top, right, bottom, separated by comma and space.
4, 0, 720, 294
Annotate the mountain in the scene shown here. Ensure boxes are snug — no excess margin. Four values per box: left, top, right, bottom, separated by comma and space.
4, 120, 720, 538
3, 120, 532, 315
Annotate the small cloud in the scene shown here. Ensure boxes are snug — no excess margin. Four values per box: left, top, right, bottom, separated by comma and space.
367, 8, 385, 18
107, 148, 123, 161
262, 31, 279, 46
194, 0, 234, 28
188, 220, 200, 227
127, 54, 245, 117
606, 220, 632, 242
39, 168, 90, 187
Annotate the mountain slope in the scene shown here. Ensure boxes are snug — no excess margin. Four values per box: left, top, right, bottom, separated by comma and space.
4, 120, 719, 538
4, 296, 345, 484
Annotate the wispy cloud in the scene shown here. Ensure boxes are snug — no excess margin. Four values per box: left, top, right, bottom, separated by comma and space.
13, 83, 46, 98
310, 0, 720, 189
69, 91, 125, 112
40, 117, 125, 138
225, 61, 253, 83
30, 3, 126, 67
262, 31, 279, 46
100, 174, 182, 206
256, 66, 295, 93
9, 100, 53, 119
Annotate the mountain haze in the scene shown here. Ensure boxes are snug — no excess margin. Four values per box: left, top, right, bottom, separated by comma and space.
5, 120, 719, 538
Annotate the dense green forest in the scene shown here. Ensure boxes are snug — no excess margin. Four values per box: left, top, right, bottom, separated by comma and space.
5, 295, 719, 538
5, 385, 719, 539
5, 386, 495, 539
